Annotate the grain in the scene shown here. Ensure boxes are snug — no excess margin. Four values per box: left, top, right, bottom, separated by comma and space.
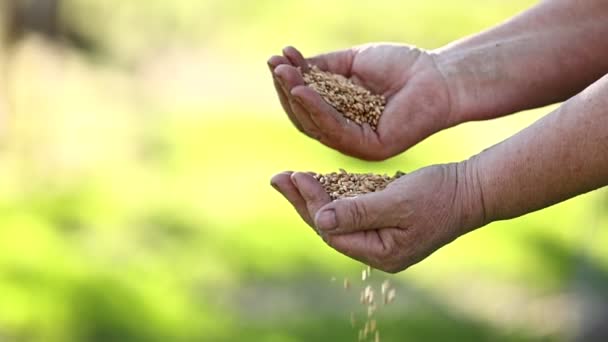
367, 304, 377, 317
362, 285, 374, 305
302, 65, 386, 130
362, 266, 372, 281
370, 319, 377, 332
381, 280, 390, 295
314, 169, 405, 201
386, 289, 396, 304
352, 266, 397, 342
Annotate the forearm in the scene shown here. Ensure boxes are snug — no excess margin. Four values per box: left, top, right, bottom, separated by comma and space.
467, 74, 608, 226
434, 0, 608, 124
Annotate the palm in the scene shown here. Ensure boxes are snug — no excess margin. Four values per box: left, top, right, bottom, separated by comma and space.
348, 45, 418, 95
270, 165, 466, 273
269, 44, 452, 160
351, 45, 451, 157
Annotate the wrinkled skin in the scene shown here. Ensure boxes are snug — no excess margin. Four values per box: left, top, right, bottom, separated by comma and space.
270, 164, 478, 273
268, 44, 453, 161
268, 0, 608, 274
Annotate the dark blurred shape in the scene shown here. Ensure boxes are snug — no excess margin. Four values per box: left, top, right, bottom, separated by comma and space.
136, 210, 200, 250
3, 0, 97, 53
68, 276, 174, 342
528, 232, 608, 341
5, 0, 61, 43
577, 306, 608, 342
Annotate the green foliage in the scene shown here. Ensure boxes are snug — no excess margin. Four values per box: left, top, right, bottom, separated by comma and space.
1, 0, 606, 341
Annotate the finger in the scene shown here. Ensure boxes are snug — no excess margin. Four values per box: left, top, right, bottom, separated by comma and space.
288, 97, 322, 139
290, 172, 332, 226
324, 231, 385, 265
283, 46, 310, 72
268, 54, 290, 71
274, 64, 321, 136
274, 64, 305, 93
270, 172, 315, 227
291, 85, 384, 159
314, 190, 406, 234
268, 56, 305, 133
290, 84, 346, 131
275, 78, 306, 133
306, 48, 356, 76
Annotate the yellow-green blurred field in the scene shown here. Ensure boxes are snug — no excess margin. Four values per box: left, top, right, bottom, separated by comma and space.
0, 1, 607, 341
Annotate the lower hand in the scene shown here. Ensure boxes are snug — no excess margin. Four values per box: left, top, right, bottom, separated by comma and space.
270, 163, 484, 273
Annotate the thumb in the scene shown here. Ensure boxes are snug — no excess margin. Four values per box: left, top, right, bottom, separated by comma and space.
314, 190, 403, 234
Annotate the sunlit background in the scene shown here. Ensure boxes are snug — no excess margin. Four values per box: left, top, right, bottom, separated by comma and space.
0, 1, 607, 341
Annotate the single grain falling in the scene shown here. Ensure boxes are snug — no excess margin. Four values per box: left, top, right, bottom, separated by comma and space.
302, 65, 386, 130
386, 289, 396, 304
370, 319, 377, 332
314, 169, 405, 201
362, 267, 372, 281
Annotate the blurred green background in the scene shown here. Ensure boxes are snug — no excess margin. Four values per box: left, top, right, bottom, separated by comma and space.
0, 1, 607, 341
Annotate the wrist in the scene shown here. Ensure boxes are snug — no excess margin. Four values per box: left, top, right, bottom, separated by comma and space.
454, 156, 491, 232
432, 41, 522, 124
430, 48, 476, 126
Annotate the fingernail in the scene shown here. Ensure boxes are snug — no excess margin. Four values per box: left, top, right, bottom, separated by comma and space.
275, 75, 287, 90
291, 93, 302, 104
316, 209, 337, 231
270, 181, 280, 192
290, 173, 300, 186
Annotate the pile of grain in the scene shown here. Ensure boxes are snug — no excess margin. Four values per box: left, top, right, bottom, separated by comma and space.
302, 65, 386, 130
314, 169, 405, 200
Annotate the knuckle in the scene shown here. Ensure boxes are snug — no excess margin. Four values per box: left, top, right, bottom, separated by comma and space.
369, 246, 392, 268
366, 154, 386, 162
325, 235, 344, 253
374, 241, 394, 261
370, 243, 406, 273
308, 130, 323, 140
297, 122, 322, 140
296, 125, 307, 135
376, 255, 406, 274
371, 258, 398, 273
360, 144, 393, 162
306, 190, 323, 204
383, 263, 404, 274
289, 119, 306, 134
347, 200, 368, 228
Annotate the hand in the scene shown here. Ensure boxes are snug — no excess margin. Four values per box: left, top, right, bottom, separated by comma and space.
270, 163, 484, 273
267, 44, 454, 161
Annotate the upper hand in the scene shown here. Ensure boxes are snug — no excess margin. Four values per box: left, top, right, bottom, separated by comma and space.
268, 44, 454, 161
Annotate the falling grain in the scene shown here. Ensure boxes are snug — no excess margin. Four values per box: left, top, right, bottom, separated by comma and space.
387, 289, 396, 304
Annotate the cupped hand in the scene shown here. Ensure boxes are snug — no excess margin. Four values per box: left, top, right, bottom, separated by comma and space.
268, 44, 454, 161
270, 164, 484, 273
